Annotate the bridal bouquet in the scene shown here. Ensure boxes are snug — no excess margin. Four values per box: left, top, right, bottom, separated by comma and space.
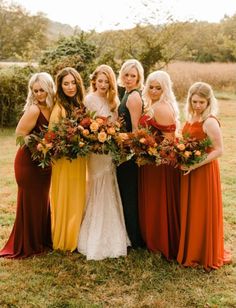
78, 115, 131, 164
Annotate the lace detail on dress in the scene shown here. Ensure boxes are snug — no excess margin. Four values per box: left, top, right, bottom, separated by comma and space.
78, 94, 130, 260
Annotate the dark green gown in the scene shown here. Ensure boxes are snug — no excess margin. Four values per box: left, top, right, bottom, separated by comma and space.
116, 89, 144, 248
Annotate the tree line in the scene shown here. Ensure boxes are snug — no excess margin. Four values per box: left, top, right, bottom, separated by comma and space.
1, 0, 236, 67
1, 1, 236, 127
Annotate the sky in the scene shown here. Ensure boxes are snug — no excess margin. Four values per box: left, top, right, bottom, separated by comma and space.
6, 0, 236, 32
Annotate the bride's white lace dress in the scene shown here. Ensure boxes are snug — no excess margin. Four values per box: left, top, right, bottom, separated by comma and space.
77, 93, 130, 260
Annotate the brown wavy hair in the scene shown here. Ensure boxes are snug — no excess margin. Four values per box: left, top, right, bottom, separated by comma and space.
55, 67, 85, 116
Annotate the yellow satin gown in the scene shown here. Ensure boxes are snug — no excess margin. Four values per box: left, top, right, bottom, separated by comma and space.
49, 103, 86, 251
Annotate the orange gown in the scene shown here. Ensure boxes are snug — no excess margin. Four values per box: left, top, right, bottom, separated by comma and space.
139, 115, 181, 260
177, 119, 232, 270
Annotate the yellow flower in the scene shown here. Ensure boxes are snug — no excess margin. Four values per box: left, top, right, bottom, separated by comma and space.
194, 150, 201, 156
82, 129, 90, 136
98, 131, 107, 143
177, 143, 186, 151
90, 121, 99, 132
184, 150, 191, 158
148, 147, 157, 155
118, 133, 129, 141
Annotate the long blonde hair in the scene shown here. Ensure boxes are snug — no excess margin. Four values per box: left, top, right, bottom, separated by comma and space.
143, 70, 180, 130
185, 82, 218, 121
24, 72, 55, 111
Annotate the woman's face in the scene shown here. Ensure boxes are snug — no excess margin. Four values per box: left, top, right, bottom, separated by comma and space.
123, 67, 139, 91
191, 94, 208, 115
32, 82, 48, 104
61, 73, 77, 97
148, 80, 163, 103
95, 72, 109, 96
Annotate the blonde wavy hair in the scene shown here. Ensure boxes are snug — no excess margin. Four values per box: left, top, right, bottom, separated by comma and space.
117, 59, 144, 90
143, 70, 180, 131
24, 72, 55, 111
185, 82, 218, 121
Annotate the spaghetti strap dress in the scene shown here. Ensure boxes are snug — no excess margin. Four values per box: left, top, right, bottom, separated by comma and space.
0, 112, 52, 258
177, 118, 232, 270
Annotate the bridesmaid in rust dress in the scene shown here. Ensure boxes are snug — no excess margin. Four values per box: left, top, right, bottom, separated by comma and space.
139, 70, 181, 260
0, 72, 55, 259
177, 82, 232, 270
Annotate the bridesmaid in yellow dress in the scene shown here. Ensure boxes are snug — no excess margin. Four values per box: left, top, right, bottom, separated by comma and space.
49, 67, 86, 252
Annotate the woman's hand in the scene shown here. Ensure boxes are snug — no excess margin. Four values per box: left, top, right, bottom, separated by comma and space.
180, 165, 195, 175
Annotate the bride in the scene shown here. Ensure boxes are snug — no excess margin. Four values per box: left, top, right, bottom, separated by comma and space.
77, 64, 130, 260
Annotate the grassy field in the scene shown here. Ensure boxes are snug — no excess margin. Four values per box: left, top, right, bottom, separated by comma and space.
165, 61, 236, 101
0, 97, 236, 307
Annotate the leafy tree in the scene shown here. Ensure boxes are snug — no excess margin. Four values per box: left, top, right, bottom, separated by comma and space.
0, 0, 48, 61
39, 33, 97, 85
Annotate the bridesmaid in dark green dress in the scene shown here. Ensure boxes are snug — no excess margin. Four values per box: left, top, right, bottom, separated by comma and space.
116, 59, 145, 248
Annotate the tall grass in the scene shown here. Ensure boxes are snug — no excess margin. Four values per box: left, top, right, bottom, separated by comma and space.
0, 98, 235, 307
164, 61, 236, 101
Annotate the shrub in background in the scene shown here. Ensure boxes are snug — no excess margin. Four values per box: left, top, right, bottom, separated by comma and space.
0, 65, 37, 127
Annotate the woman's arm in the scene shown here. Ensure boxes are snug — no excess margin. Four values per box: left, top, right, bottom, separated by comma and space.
16, 105, 40, 136
183, 117, 223, 173
126, 91, 142, 131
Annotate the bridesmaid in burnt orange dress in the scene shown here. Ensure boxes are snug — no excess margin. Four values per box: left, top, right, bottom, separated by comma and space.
177, 82, 232, 271
139, 70, 181, 260
0, 72, 55, 258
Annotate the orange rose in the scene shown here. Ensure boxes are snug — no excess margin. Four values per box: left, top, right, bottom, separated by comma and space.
184, 150, 191, 158
98, 131, 107, 143
177, 143, 186, 151
90, 121, 99, 132
96, 117, 104, 125
118, 133, 129, 141
107, 127, 116, 135
194, 150, 201, 156
82, 129, 90, 136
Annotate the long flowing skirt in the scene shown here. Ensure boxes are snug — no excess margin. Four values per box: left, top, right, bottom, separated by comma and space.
50, 157, 86, 252
78, 154, 130, 260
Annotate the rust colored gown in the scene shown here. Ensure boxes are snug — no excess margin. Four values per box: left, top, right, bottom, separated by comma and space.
0, 112, 52, 258
177, 119, 231, 270
139, 115, 181, 260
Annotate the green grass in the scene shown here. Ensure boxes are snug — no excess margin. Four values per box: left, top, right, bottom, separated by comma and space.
0, 100, 235, 307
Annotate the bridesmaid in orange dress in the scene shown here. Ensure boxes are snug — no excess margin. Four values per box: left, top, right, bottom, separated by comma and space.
139, 70, 181, 260
177, 82, 232, 271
